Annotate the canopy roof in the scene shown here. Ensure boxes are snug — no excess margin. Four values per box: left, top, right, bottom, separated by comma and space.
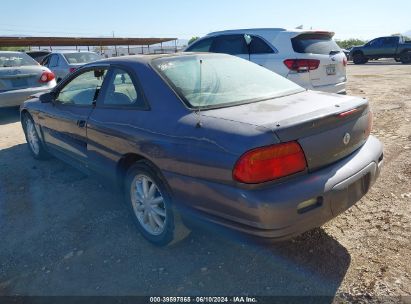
0, 37, 177, 47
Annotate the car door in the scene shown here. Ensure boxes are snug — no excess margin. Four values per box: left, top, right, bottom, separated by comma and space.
363, 38, 384, 57
40, 66, 109, 168
381, 37, 398, 57
210, 34, 249, 60
86, 65, 149, 182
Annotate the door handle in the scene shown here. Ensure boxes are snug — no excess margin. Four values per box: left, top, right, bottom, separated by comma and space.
77, 120, 86, 128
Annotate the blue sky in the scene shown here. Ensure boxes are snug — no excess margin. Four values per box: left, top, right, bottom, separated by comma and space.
0, 0, 410, 40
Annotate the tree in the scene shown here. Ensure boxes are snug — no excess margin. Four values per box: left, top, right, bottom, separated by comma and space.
335, 39, 368, 49
188, 36, 199, 45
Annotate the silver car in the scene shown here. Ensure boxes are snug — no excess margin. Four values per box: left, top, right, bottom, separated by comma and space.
41, 51, 101, 82
0, 51, 56, 108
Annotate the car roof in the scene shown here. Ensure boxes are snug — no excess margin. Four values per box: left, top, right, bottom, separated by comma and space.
85, 52, 232, 66
206, 28, 335, 38
48, 50, 98, 54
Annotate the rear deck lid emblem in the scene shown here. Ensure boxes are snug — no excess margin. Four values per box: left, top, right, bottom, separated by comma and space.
343, 133, 351, 145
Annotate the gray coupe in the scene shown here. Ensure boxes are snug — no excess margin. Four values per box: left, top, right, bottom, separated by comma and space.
20, 53, 383, 246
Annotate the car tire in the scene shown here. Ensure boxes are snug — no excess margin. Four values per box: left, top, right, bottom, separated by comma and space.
400, 52, 411, 64
22, 113, 50, 160
124, 160, 190, 246
353, 53, 366, 64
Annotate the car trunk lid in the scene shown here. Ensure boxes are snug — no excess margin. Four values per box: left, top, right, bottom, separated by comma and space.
0, 66, 47, 92
202, 91, 371, 171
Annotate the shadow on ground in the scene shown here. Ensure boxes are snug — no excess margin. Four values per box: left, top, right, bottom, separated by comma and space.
0, 107, 20, 125
0, 144, 351, 299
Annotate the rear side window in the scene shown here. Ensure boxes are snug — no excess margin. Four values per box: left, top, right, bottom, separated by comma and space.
250, 36, 274, 54
49, 55, 59, 67
102, 68, 141, 106
186, 38, 214, 52
211, 35, 248, 55
291, 33, 341, 55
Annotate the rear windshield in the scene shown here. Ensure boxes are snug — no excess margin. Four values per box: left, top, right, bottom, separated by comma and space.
292, 33, 341, 55
0, 52, 38, 67
63, 52, 101, 64
152, 55, 304, 109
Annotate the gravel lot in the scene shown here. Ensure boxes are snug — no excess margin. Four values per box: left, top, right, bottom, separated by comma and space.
0, 61, 410, 302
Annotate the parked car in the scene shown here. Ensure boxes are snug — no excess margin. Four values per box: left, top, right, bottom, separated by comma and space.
26, 50, 51, 63
41, 51, 102, 82
20, 53, 383, 246
342, 48, 351, 61
0, 51, 56, 108
185, 28, 347, 94
350, 36, 411, 64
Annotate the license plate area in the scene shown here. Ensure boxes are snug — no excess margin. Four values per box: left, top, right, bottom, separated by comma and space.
326, 65, 336, 75
330, 172, 371, 216
12, 78, 29, 88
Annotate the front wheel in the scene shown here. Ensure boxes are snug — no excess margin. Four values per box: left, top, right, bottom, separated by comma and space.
124, 161, 190, 246
353, 53, 366, 64
22, 113, 50, 160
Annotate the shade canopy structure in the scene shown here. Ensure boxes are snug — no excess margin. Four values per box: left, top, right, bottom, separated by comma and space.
0, 36, 177, 47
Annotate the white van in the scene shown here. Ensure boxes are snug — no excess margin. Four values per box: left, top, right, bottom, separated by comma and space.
185, 28, 347, 94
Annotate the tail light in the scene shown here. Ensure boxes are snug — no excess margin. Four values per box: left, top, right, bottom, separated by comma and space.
284, 59, 320, 72
39, 71, 55, 83
233, 141, 307, 184
343, 56, 348, 66
69, 67, 77, 73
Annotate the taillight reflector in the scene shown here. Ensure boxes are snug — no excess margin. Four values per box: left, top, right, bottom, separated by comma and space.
338, 108, 358, 117
284, 59, 320, 72
233, 141, 307, 184
39, 71, 55, 83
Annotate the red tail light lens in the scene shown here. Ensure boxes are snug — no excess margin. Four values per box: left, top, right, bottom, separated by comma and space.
343, 57, 348, 66
69, 67, 77, 73
233, 141, 307, 184
284, 59, 320, 72
39, 71, 55, 83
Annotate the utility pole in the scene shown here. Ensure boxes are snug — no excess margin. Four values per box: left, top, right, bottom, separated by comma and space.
113, 31, 118, 56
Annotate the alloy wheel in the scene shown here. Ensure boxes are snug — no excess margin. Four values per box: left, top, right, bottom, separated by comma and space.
130, 174, 167, 236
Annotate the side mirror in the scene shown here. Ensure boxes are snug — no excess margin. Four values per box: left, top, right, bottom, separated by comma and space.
40, 92, 55, 103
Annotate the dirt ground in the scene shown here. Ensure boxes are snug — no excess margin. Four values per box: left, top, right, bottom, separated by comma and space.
0, 60, 410, 302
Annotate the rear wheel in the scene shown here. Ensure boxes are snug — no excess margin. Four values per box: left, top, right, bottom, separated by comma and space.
400, 52, 411, 64
124, 161, 190, 246
22, 113, 50, 159
353, 53, 367, 64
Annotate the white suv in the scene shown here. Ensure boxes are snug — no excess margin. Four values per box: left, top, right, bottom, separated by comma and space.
185, 28, 347, 94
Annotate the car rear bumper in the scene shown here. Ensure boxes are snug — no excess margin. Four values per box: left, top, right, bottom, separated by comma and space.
0, 83, 55, 108
311, 81, 347, 94
164, 135, 383, 240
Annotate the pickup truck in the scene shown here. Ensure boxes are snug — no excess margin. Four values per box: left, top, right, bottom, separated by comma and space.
350, 36, 411, 64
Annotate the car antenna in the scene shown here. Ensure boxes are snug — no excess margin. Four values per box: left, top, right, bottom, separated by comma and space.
196, 59, 203, 128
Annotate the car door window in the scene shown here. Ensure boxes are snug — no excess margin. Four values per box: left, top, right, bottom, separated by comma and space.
211, 35, 248, 55
369, 38, 383, 47
186, 37, 214, 52
56, 69, 107, 106
383, 37, 397, 47
49, 55, 59, 67
41, 55, 50, 66
250, 36, 274, 54
101, 68, 142, 106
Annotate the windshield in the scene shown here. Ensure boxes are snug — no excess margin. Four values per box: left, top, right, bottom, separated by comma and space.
153, 55, 304, 109
63, 52, 101, 64
292, 33, 341, 55
0, 52, 38, 67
